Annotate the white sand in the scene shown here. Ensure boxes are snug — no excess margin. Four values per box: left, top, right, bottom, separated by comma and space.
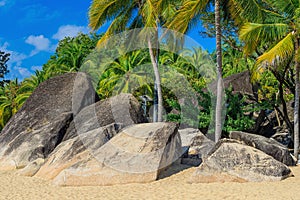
0, 165, 299, 200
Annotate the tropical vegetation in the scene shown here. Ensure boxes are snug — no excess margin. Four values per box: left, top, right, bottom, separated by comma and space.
0, 0, 300, 159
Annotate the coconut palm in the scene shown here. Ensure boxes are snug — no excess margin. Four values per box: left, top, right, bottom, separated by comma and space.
221, 43, 254, 78
0, 79, 21, 129
98, 50, 152, 98
233, 0, 300, 159
43, 33, 101, 78
89, 0, 181, 122
168, 0, 224, 142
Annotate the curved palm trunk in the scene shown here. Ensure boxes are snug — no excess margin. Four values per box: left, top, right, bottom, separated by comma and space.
148, 28, 163, 122
294, 38, 300, 162
215, 0, 223, 142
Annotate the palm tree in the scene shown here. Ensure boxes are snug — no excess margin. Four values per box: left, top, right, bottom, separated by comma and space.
221, 43, 254, 77
168, 0, 224, 142
175, 47, 214, 89
214, 0, 223, 142
98, 50, 152, 98
43, 33, 100, 78
89, 0, 180, 122
0, 79, 21, 129
234, 0, 300, 160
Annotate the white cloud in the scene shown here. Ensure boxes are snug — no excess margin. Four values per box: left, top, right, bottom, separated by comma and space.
14, 66, 32, 79
0, 42, 32, 80
0, 41, 9, 50
0, 1, 6, 7
0, 42, 28, 67
52, 25, 89, 40
20, 4, 60, 24
25, 35, 51, 56
31, 65, 42, 71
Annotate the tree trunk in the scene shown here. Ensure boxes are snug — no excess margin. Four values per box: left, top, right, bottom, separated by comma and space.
215, 0, 223, 142
294, 38, 300, 162
278, 79, 294, 133
148, 28, 163, 122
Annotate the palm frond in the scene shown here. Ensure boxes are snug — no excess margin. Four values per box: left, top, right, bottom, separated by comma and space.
263, 0, 298, 17
239, 23, 289, 55
167, 0, 210, 33
96, 2, 136, 46
89, 0, 131, 30
142, 0, 159, 28
257, 32, 294, 66
227, 0, 285, 25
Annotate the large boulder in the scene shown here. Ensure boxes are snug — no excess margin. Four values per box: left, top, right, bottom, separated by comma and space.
188, 131, 215, 159
223, 71, 255, 95
35, 123, 122, 179
64, 93, 146, 140
52, 122, 181, 186
30, 93, 144, 177
0, 73, 98, 170
190, 139, 292, 183
209, 71, 256, 96
179, 128, 214, 166
229, 131, 296, 166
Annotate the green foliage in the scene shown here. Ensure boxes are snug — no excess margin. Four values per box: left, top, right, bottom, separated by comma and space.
43, 33, 101, 77
0, 79, 23, 129
97, 49, 151, 99
0, 33, 102, 130
1, 0, 296, 139
166, 96, 210, 128
221, 43, 255, 78
166, 86, 256, 135
223, 89, 256, 134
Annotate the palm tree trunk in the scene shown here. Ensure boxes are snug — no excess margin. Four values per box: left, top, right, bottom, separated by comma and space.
294, 38, 300, 162
148, 28, 163, 122
215, 0, 223, 142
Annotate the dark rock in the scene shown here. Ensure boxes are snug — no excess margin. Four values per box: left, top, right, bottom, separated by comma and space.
223, 71, 255, 95
64, 93, 146, 140
252, 101, 294, 140
271, 132, 292, 147
0, 73, 98, 170
181, 158, 202, 166
190, 139, 293, 183
209, 71, 256, 97
229, 131, 296, 166
52, 122, 182, 186
252, 109, 281, 138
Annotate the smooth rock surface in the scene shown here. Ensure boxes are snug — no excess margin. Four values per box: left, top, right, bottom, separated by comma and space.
16, 158, 45, 177
35, 123, 122, 180
190, 139, 292, 183
229, 131, 296, 166
0, 73, 97, 170
64, 93, 146, 140
53, 122, 181, 186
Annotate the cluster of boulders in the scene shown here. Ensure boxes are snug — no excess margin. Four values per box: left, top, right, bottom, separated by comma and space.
178, 128, 295, 183
0, 72, 296, 186
0, 73, 181, 186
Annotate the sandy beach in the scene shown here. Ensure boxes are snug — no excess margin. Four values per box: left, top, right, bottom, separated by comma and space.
0, 164, 299, 200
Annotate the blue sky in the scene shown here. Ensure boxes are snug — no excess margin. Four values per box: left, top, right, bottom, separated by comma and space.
0, 0, 215, 80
